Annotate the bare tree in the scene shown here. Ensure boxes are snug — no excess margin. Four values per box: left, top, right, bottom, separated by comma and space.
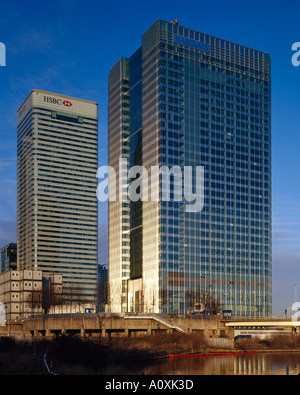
25, 286, 43, 318
62, 282, 85, 313
96, 284, 125, 346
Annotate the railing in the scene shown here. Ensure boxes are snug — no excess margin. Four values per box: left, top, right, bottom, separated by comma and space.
124, 313, 189, 333
15, 312, 292, 323
221, 316, 292, 322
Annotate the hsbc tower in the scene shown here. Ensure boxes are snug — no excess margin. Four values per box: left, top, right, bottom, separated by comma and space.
17, 90, 98, 305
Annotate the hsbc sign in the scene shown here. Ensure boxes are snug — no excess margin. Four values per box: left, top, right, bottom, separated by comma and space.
44, 96, 72, 107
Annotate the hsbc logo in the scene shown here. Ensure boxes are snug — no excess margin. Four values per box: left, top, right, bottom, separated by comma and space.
44, 96, 72, 107
18, 105, 26, 118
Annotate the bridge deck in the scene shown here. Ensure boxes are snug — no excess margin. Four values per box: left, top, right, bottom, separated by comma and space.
225, 320, 300, 328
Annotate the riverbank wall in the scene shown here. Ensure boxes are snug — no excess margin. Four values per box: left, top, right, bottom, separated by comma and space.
0, 314, 233, 341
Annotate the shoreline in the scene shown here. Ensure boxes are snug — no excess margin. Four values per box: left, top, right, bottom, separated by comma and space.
2, 333, 300, 374
108, 347, 300, 363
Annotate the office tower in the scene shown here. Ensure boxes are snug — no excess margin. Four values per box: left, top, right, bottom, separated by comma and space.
108, 58, 131, 312
0, 243, 17, 273
17, 90, 98, 304
97, 264, 108, 311
108, 20, 271, 317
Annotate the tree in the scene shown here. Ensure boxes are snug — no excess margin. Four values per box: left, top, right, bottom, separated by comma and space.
25, 285, 43, 318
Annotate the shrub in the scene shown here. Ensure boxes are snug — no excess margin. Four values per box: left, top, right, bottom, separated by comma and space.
48, 334, 108, 371
236, 334, 300, 351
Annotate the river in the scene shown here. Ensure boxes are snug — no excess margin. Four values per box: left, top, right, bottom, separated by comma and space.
133, 352, 300, 375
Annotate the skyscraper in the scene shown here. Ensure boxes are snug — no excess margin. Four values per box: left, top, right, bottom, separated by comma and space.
0, 243, 17, 273
108, 20, 271, 317
17, 90, 98, 304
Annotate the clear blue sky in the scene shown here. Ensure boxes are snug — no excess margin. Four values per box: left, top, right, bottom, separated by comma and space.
0, 0, 299, 315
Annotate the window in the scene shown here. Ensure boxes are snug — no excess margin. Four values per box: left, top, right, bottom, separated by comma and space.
51, 111, 83, 124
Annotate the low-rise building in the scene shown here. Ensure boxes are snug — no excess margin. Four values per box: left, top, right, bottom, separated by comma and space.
0, 270, 96, 322
0, 269, 43, 321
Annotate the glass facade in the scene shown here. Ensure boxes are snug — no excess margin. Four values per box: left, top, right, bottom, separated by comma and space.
0, 243, 17, 273
17, 90, 98, 304
108, 59, 131, 311
108, 20, 271, 317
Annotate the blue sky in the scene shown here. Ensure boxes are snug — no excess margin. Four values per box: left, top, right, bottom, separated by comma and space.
0, 0, 299, 315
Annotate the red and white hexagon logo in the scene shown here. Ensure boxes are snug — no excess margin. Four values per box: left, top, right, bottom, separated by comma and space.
63, 100, 72, 107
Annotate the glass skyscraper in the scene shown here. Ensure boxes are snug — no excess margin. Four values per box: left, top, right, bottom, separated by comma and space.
17, 90, 98, 304
0, 243, 17, 273
108, 20, 271, 317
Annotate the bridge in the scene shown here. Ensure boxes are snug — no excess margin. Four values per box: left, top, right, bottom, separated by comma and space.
224, 318, 300, 338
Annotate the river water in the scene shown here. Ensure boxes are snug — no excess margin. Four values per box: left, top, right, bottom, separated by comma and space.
134, 352, 300, 375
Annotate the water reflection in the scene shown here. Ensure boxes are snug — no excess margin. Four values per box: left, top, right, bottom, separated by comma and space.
138, 353, 300, 375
